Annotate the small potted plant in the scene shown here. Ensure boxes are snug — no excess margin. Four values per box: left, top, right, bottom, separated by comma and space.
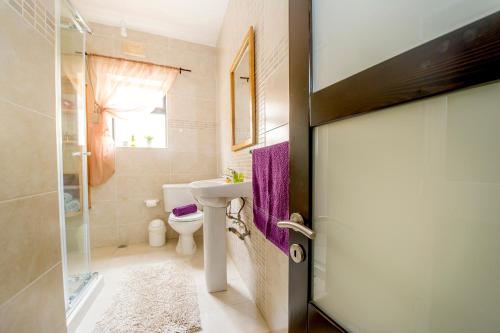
145, 135, 154, 147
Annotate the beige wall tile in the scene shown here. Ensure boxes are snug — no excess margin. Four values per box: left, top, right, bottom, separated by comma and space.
166, 37, 191, 53
0, 99, 57, 201
115, 173, 169, 201
115, 148, 170, 175
115, 198, 165, 225
170, 152, 217, 175
90, 225, 119, 248
90, 201, 117, 227
0, 1, 54, 116
167, 127, 197, 152
124, 29, 169, 49
265, 60, 289, 132
86, 34, 119, 57
196, 127, 217, 154
145, 43, 170, 66
263, 242, 289, 333
169, 173, 217, 184
261, 0, 288, 53
167, 127, 216, 153
91, 176, 117, 202
163, 46, 188, 68
168, 95, 216, 122
118, 222, 150, 245
0, 192, 61, 304
265, 124, 289, 146
0, 263, 66, 333
169, 73, 216, 101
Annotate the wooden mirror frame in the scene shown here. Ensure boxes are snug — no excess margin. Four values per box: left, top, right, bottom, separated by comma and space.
230, 26, 256, 151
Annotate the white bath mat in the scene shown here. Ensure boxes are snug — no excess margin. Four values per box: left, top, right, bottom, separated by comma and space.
93, 262, 201, 333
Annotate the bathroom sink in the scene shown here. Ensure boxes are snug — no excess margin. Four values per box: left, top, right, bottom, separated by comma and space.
190, 178, 252, 207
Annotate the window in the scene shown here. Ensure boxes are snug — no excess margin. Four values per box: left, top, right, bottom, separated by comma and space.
112, 93, 167, 149
87, 54, 177, 150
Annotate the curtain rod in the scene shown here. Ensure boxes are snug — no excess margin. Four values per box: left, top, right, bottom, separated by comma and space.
82, 52, 192, 74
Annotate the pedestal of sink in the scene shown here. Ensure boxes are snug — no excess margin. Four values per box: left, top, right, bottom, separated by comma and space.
189, 178, 252, 293
202, 206, 227, 292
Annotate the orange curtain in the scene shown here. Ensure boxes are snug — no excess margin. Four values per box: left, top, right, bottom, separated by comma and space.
86, 55, 178, 186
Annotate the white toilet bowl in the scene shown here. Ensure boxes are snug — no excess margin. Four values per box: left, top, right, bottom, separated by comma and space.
168, 211, 203, 255
163, 184, 203, 255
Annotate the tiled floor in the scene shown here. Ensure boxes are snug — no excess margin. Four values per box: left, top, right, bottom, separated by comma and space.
75, 237, 270, 333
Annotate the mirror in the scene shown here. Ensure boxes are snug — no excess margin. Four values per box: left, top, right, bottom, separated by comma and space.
230, 26, 256, 151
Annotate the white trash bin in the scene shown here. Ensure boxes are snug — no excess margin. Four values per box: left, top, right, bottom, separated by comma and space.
148, 219, 166, 247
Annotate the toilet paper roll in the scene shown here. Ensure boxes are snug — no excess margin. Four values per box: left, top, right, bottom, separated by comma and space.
144, 199, 159, 208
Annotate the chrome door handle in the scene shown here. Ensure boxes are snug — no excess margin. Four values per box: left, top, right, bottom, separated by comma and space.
278, 213, 316, 239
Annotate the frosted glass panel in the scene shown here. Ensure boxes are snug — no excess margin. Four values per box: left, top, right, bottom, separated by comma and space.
312, 0, 500, 91
312, 81, 500, 333
60, 0, 91, 309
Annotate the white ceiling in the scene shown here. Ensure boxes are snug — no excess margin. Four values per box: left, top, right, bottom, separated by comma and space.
72, 0, 229, 46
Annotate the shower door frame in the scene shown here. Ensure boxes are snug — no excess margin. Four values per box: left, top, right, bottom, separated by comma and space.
56, 0, 93, 311
287, 1, 500, 332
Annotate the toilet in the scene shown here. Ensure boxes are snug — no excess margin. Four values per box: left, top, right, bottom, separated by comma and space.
162, 184, 203, 255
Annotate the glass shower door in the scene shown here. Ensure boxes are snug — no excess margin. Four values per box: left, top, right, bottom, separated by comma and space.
60, 0, 91, 309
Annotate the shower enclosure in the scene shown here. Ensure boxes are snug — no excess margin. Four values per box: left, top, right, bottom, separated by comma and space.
57, 0, 98, 319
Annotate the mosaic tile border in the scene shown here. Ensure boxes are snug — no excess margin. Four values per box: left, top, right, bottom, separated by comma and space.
5, 0, 55, 45
168, 119, 216, 130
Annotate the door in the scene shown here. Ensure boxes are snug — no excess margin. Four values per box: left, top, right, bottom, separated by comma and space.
285, 1, 500, 332
59, 0, 92, 310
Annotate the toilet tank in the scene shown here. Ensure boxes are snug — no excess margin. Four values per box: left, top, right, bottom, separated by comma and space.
162, 184, 196, 212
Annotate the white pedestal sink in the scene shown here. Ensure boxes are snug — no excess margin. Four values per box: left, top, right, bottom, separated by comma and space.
189, 178, 252, 292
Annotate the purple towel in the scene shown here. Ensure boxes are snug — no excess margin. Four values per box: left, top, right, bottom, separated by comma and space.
252, 142, 289, 254
172, 204, 197, 217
